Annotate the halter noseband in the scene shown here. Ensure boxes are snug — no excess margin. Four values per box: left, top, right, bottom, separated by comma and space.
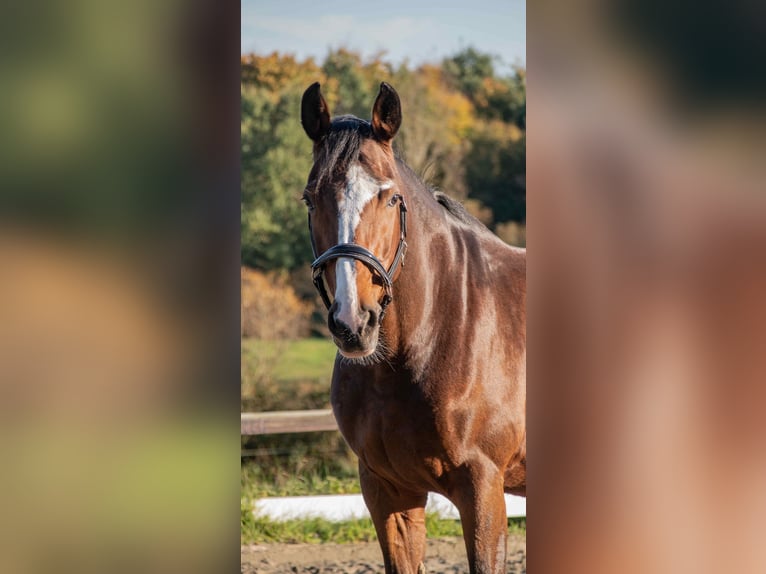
309, 194, 408, 318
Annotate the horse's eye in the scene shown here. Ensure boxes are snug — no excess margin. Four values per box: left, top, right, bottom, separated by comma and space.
301, 194, 314, 211
380, 182, 395, 202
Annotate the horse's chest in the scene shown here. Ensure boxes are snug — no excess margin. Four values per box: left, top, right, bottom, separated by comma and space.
331, 376, 444, 483
333, 384, 426, 450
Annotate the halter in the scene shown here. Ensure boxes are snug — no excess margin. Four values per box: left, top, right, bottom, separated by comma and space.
309, 194, 408, 318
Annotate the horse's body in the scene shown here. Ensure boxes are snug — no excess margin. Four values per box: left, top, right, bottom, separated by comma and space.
301, 82, 526, 574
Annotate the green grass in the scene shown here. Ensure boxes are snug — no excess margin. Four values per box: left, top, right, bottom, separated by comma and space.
242, 337, 336, 382
268, 338, 337, 381
241, 337, 336, 412
241, 450, 360, 499
242, 506, 524, 545
241, 511, 469, 545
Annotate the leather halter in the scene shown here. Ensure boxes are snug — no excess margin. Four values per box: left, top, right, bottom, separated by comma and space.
309, 194, 408, 318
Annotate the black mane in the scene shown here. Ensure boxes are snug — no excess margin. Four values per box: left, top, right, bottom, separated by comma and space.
433, 192, 485, 228
395, 158, 488, 233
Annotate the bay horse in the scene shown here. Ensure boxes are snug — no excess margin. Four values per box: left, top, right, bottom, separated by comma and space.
301, 81, 526, 574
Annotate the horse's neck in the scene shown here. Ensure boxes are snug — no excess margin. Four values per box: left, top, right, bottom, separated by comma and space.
384, 192, 471, 366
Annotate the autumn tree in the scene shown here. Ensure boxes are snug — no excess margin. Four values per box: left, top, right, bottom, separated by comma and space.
240, 54, 322, 270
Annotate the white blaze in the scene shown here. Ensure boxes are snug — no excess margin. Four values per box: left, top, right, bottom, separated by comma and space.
334, 163, 393, 329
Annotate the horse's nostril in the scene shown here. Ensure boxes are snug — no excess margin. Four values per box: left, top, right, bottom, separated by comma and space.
328, 302, 380, 348
329, 311, 357, 343
327, 310, 338, 332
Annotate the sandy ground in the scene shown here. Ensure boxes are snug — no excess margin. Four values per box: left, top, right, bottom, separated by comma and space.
241, 535, 526, 573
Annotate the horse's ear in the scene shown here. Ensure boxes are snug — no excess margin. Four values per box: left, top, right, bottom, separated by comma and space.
301, 82, 331, 141
371, 82, 401, 143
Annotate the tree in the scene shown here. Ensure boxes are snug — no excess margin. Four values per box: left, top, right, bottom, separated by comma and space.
443, 47, 496, 96
320, 49, 371, 118
240, 55, 322, 271
391, 64, 474, 198
464, 124, 526, 224
444, 49, 526, 130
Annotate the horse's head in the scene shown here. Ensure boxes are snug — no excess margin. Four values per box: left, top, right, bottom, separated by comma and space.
301, 81, 406, 360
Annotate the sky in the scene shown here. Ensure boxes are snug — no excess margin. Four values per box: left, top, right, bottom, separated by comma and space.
242, 0, 525, 71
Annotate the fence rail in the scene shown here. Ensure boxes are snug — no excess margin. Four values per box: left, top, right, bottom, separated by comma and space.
241, 409, 338, 435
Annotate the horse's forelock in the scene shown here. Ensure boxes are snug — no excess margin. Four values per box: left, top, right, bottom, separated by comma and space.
314, 116, 372, 190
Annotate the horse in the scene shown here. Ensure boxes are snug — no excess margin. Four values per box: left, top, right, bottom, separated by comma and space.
300, 81, 526, 574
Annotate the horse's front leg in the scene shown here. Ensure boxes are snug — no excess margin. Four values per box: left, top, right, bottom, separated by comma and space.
359, 463, 428, 574
451, 460, 508, 574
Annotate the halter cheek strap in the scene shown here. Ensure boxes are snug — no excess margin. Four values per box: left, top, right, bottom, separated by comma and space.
309, 194, 407, 318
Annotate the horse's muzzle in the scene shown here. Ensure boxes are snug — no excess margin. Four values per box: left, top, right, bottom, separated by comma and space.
328, 302, 380, 356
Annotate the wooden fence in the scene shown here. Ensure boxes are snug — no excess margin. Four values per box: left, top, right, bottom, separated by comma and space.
241, 409, 338, 435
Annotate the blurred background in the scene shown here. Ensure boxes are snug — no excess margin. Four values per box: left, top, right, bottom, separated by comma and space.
0, 0, 240, 572
528, 1, 766, 573
239, 0, 528, 555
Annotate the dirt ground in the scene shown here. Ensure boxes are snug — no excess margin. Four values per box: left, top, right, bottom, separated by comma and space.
241, 535, 526, 573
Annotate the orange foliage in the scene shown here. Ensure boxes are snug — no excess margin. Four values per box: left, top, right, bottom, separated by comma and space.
241, 52, 323, 93
241, 266, 311, 339
418, 64, 475, 143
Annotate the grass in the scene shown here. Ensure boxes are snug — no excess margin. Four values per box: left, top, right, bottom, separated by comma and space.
241, 441, 360, 499
242, 507, 525, 545
242, 511, 469, 545
242, 512, 380, 544
241, 337, 336, 412
266, 338, 337, 381
242, 337, 336, 382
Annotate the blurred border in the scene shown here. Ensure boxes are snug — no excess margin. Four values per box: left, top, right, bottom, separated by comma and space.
529, 1, 766, 572
0, 1, 241, 572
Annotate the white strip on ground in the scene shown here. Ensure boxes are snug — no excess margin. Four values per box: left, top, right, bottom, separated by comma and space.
253, 492, 525, 522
